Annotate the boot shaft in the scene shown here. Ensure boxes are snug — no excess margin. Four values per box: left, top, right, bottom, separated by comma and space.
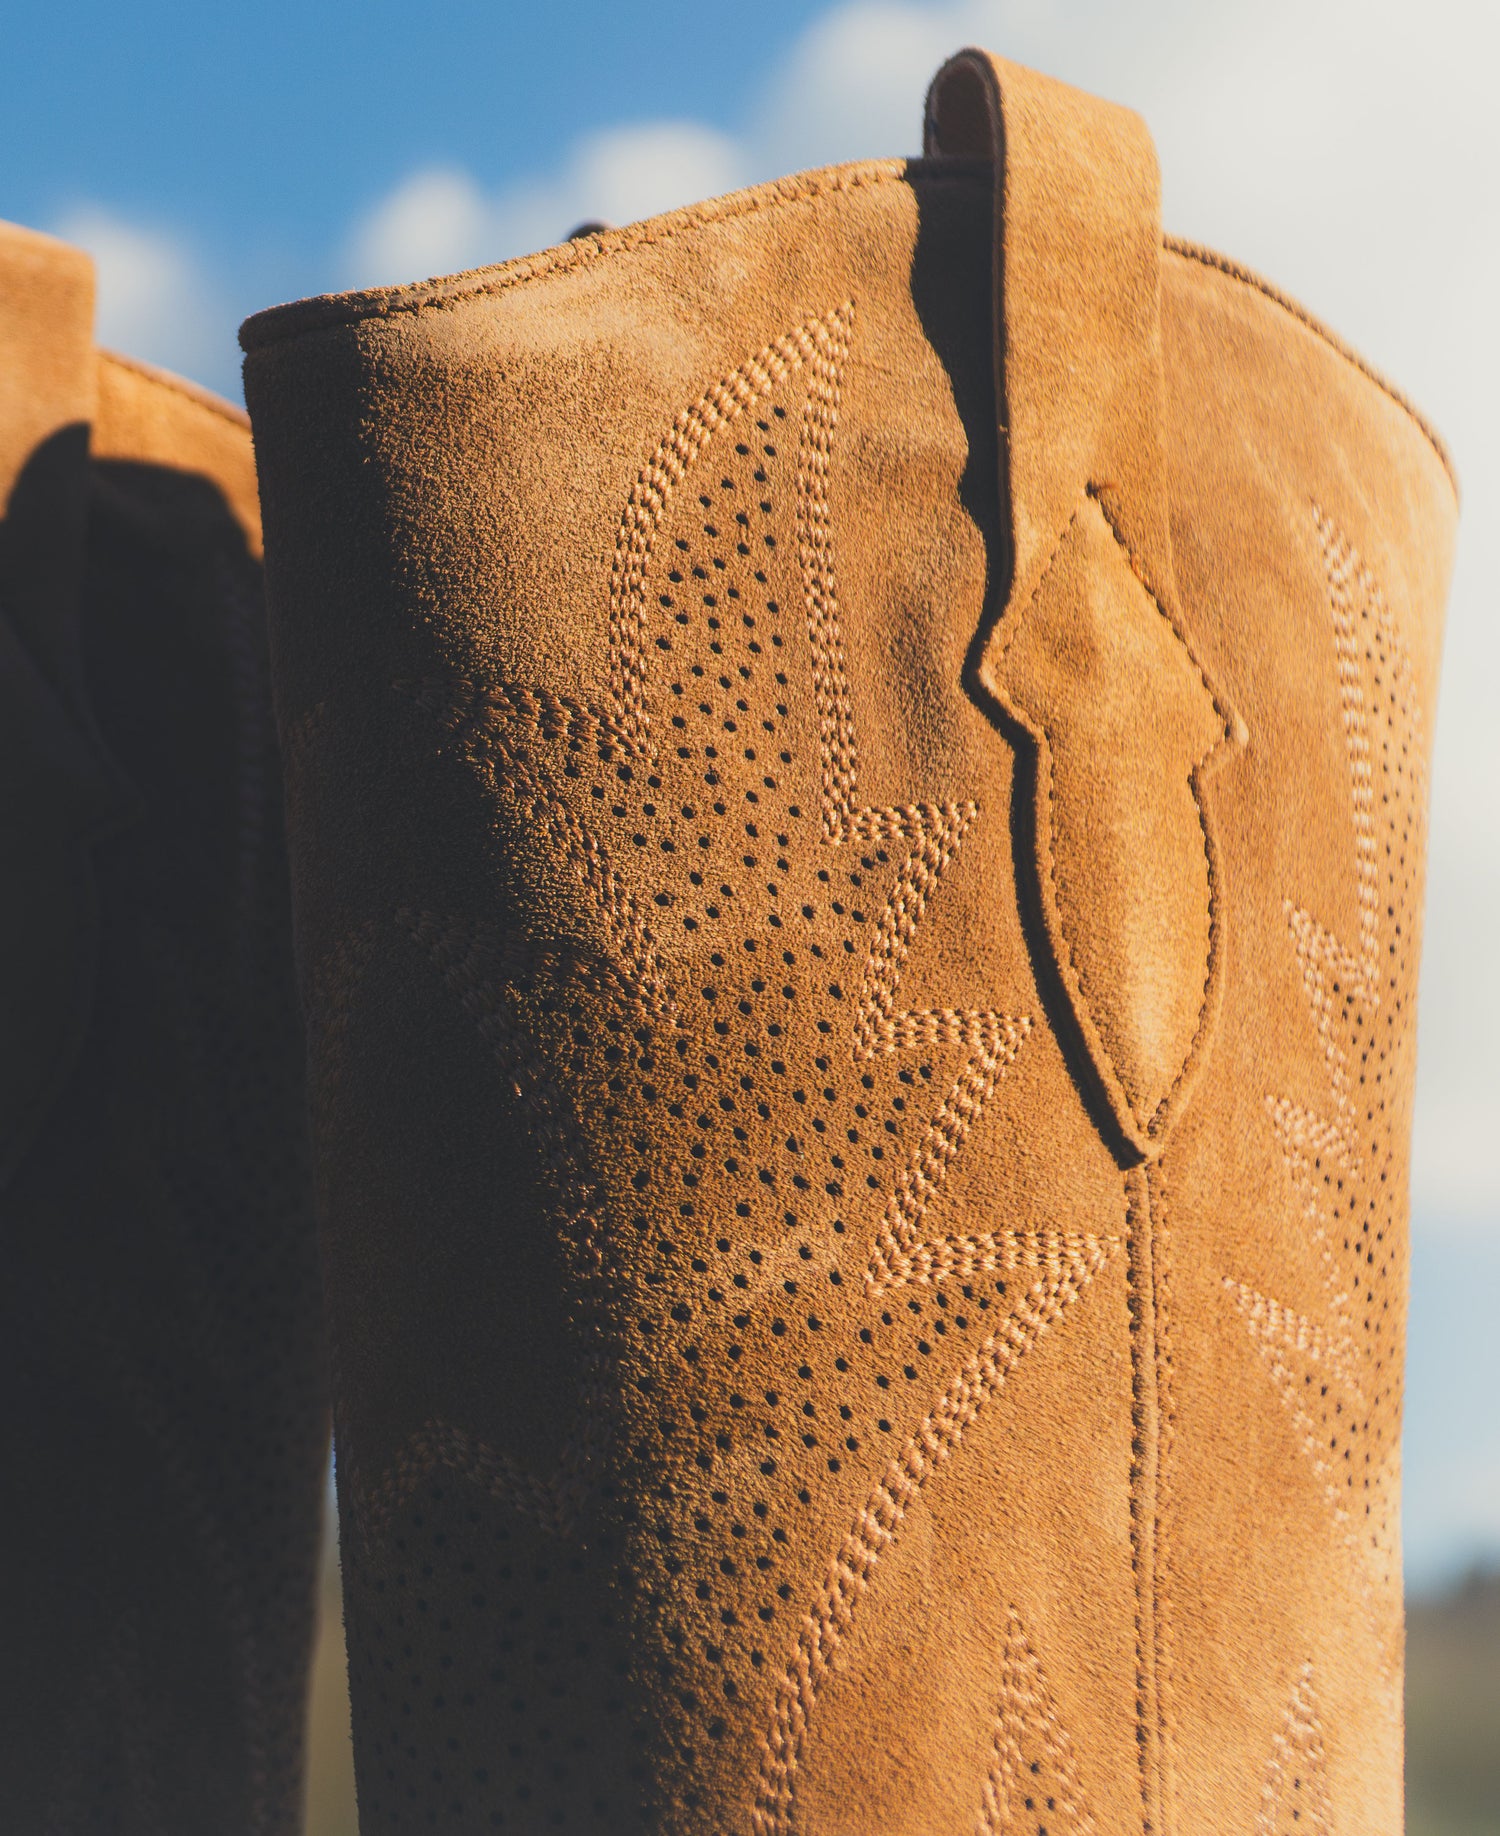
0, 219, 326, 1836
243, 49, 1455, 1835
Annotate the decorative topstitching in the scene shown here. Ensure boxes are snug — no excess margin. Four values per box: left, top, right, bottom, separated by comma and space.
316, 304, 1130, 1831
1227, 503, 1425, 1598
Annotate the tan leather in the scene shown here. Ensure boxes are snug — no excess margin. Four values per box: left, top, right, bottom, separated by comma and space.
243, 46, 1456, 1836
0, 220, 325, 1834
927, 50, 1247, 1157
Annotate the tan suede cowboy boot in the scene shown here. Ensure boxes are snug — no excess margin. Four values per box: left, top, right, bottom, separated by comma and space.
243, 47, 1455, 1836
0, 221, 326, 1834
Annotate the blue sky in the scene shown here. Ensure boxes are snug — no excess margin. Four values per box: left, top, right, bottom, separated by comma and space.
1, 2, 811, 267
6, 0, 1496, 1589
1, 0, 819, 372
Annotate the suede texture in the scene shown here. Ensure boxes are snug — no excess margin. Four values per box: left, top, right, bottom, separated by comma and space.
0, 221, 326, 1834
242, 49, 1455, 1836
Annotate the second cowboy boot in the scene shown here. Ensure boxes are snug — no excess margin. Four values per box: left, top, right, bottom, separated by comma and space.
243, 48, 1455, 1836
0, 221, 327, 1833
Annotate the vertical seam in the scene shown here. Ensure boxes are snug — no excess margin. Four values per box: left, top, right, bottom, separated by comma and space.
1149, 1160, 1177, 1834
1126, 1164, 1162, 1835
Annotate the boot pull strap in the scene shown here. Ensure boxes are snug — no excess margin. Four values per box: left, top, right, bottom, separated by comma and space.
924, 48, 1178, 618
924, 50, 1244, 1159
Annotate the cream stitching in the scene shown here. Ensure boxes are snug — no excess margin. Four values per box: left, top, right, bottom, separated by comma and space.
376, 312, 1064, 1817
610, 304, 853, 755
1226, 1282, 1364, 1407
1255, 1661, 1333, 1836
863, 1011, 1031, 1294
793, 302, 859, 835
1311, 500, 1414, 1004
615, 300, 1032, 1301
850, 797, 1032, 1293
402, 307, 1027, 1322
850, 802, 977, 1046
751, 1232, 1116, 1836
237, 162, 1457, 488
974, 1606, 1098, 1836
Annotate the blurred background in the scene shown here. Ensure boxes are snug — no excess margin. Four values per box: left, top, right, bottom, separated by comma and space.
6, 2, 1494, 1831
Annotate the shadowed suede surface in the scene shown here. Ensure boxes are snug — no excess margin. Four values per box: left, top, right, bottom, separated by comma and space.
242, 50, 1455, 1836
0, 221, 326, 1834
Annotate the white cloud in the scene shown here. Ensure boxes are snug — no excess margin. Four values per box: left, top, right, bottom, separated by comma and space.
344, 168, 495, 293
569, 122, 743, 235
748, 0, 961, 176
51, 203, 229, 392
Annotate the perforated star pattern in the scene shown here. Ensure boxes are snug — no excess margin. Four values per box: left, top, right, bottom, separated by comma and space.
1227, 507, 1426, 1593
325, 305, 1116, 1829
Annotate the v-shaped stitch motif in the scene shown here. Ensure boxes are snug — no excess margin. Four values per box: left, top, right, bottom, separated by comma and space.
397, 303, 1033, 1316
1256, 1662, 1334, 1836
974, 1606, 1098, 1836
1227, 505, 1425, 1595
752, 1239, 1114, 1836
